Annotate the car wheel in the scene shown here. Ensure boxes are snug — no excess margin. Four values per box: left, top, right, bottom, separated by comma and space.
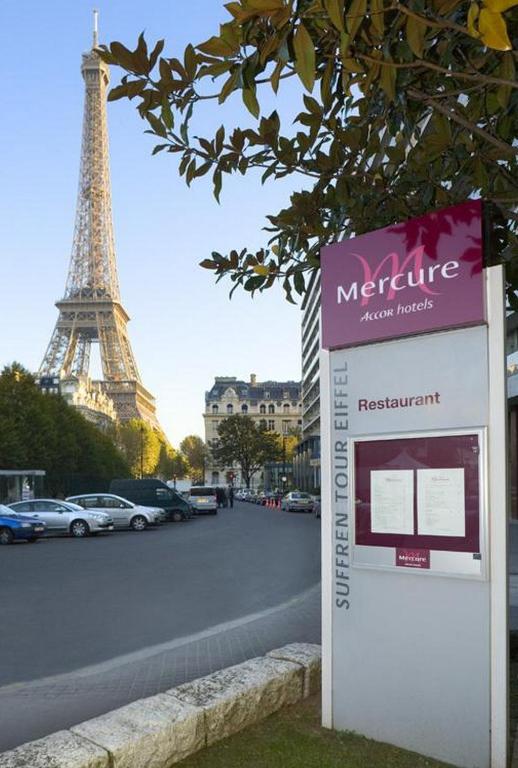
70, 519, 90, 538
0, 527, 14, 545
172, 511, 183, 523
130, 515, 147, 531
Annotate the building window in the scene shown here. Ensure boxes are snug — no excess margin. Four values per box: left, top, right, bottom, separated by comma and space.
298, 419, 302, 426
212, 404, 218, 414
260, 404, 266, 414
283, 403, 290, 413
212, 471, 220, 485
265, 391, 270, 399
268, 419, 275, 431
260, 419, 267, 430
268, 404, 275, 414
241, 404, 248, 414
282, 420, 290, 434
227, 404, 233, 414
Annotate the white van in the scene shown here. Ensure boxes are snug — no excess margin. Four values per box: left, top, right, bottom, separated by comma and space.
188, 486, 218, 515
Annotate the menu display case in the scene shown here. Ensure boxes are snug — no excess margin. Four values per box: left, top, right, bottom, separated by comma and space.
352, 431, 485, 577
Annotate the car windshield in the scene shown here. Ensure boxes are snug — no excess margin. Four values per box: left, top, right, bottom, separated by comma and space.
62, 501, 84, 511
190, 488, 216, 497
291, 493, 311, 499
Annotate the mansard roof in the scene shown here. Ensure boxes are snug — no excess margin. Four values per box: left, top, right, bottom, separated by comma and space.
205, 377, 301, 403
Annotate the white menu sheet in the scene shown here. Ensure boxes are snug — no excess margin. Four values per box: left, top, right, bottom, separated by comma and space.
370, 470, 414, 535
417, 468, 465, 537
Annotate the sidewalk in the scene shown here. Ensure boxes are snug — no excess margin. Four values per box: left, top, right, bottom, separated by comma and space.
0, 585, 321, 753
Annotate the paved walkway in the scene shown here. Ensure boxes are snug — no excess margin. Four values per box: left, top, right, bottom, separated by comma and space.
0, 584, 321, 751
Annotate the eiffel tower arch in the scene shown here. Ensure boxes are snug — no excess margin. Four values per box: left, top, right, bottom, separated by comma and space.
39, 14, 159, 429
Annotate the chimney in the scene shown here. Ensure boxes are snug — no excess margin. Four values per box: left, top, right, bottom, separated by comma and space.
250, 373, 257, 386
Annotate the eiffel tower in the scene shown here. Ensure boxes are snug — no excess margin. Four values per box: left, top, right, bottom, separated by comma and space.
39, 13, 159, 427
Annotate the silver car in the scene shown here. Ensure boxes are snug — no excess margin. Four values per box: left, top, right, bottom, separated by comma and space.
9, 499, 114, 537
67, 494, 162, 531
281, 492, 315, 513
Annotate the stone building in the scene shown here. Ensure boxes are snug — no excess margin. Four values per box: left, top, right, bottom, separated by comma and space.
203, 374, 302, 488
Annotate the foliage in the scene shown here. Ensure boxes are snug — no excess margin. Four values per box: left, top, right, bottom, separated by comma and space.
0, 364, 130, 495
275, 431, 300, 461
157, 443, 189, 479
116, 419, 180, 478
100, 1, 518, 305
180, 434, 209, 482
211, 414, 282, 487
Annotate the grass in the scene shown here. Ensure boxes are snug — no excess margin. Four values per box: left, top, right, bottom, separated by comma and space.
179, 694, 456, 768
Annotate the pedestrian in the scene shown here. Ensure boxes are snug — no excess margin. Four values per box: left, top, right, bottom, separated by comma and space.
229, 485, 234, 508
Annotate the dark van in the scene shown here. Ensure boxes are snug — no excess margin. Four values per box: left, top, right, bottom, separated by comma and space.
109, 479, 192, 522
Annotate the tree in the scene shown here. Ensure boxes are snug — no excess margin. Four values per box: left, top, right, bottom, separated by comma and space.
0, 363, 130, 495
117, 419, 164, 477
156, 443, 189, 479
211, 415, 282, 487
180, 435, 208, 483
101, 1, 517, 305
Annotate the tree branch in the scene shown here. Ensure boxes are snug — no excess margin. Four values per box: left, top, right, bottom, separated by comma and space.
407, 87, 518, 157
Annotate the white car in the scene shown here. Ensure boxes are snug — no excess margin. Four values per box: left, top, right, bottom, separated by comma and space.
9, 499, 114, 537
66, 494, 162, 531
188, 486, 218, 515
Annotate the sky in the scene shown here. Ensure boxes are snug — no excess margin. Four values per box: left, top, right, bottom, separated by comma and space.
0, 0, 306, 445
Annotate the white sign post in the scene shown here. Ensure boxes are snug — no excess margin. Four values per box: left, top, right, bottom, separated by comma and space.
320, 202, 508, 768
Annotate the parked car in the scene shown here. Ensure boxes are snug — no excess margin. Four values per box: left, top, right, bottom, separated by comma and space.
0, 504, 47, 544
109, 479, 192, 522
281, 492, 315, 513
66, 494, 162, 531
9, 499, 114, 537
313, 497, 321, 519
189, 486, 218, 515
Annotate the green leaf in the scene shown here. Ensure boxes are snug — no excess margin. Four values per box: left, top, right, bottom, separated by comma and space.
406, 14, 427, 57
149, 39, 165, 71
243, 87, 260, 118
219, 69, 240, 103
294, 269, 306, 294
380, 62, 396, 101
200, 259, 218, 269
345, 0, 367, 41
370, 0, 384, 37
110, 41, 140, 72
213, 169, 223, 202
324, 0, 345, 31
146, 112, 168, 138
293, 23, 315, 92
107, 83, 129, 101
197, 36, 235, 57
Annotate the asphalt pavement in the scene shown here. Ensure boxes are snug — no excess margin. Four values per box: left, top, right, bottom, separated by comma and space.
0, 501, 321, 750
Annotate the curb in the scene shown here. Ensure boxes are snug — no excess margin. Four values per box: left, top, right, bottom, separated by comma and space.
0, 643, 322, 768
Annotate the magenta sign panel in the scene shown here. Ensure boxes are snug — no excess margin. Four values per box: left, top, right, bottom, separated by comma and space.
321, 201, 485, 350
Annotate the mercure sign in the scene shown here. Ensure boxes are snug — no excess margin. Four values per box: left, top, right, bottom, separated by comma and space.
321, 200, 485, 349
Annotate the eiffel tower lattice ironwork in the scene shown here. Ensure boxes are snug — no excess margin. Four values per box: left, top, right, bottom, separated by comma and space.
39, 14, 158, 427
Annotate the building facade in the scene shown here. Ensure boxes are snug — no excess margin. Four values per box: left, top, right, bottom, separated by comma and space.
203, 375, 302, 488
293, 272, 322, 493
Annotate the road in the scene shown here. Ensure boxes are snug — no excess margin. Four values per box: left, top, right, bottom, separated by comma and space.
0, 502, 321, 750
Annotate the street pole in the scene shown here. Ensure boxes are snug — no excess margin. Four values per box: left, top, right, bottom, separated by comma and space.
140, 425, 144, 479
282, 435, 287, 492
